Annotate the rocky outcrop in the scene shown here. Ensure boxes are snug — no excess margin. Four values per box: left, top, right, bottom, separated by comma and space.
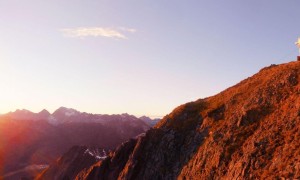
76, 139, 138, 180
36, 146, 106, 180
76, 61, 300, 179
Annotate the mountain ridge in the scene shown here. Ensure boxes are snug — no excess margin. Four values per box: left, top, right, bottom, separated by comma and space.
1, 107, 155, 127
67, 60, 300, 179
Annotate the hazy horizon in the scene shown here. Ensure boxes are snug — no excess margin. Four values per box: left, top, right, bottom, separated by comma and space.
0, 106, 163, 119
1, 0, 299, 117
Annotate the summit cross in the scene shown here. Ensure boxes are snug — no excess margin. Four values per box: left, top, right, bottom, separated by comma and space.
296, 37, 300, 55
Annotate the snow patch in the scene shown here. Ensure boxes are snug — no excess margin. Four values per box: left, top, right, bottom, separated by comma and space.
47, 115, 59, 125
84, 148, 107, 160
134, 133, 146, 139
65, 111, 76, 117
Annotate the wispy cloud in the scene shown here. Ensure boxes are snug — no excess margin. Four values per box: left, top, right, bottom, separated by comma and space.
60, 27, 136, 39
119, 27, 137, 33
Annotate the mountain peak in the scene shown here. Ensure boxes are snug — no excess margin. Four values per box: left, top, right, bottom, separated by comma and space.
55, 106, 79, 112
139, 116, 160, 127
139, 116, 152, 121
53, 107, 80, 117
38, 109, 50, 116
14, 109, 33, 114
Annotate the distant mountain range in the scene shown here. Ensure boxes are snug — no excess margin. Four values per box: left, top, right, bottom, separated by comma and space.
139, 116, 160, 127
2, 107, 159, 126
0, 107, 154, 179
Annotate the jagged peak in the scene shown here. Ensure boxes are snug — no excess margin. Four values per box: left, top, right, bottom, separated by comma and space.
38, 109, 50, 115
54, 106, 80, 113
52, 107, 80, 117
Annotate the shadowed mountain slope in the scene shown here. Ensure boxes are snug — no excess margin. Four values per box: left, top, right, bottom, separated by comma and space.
36, 146, 107, 180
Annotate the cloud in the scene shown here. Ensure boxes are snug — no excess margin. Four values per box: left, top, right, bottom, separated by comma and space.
119, 27, 137, 33
60, 27, 136, 39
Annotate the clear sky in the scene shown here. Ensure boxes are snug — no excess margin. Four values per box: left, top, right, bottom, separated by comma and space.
0, 0, 299, 117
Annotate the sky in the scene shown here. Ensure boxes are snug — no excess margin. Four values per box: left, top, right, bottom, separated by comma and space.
0, 0, 299, 117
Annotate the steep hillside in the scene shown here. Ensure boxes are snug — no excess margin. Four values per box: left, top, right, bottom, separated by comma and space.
74, 61, 300, 179
0, 108, 149, 179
